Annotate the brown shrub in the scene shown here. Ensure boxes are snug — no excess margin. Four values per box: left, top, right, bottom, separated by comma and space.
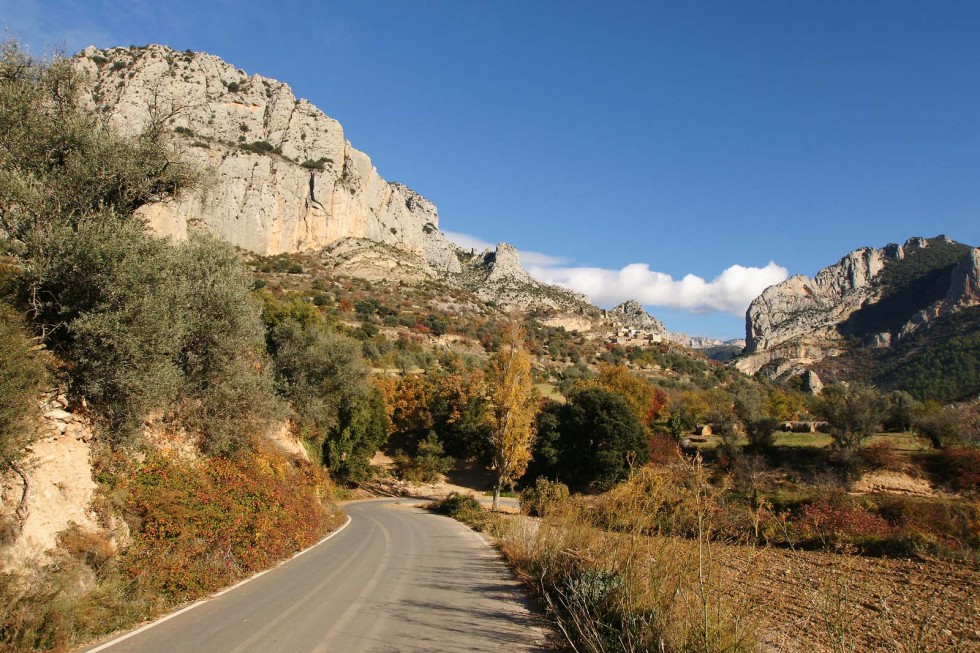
798, 496, 894, 547
121, 446, 340, 601
58, 525, 117, 576
501, 461, 758, 652
647, 433, 681, 466
857, 440, 902, 471
936, 447, 980, 494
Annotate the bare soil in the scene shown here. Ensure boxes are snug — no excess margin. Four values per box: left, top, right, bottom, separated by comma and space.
715, 542, 980, 652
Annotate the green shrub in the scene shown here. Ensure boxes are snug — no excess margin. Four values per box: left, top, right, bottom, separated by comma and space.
0, 42, 198, 242
300, 157, 331, 171
174, 233, 281, 455
268, 317, 369, 439
813, 383, 887, 452
20, 221, 280, 451
520, 477, 570, 517
428, 492, 501, 534
240, 140, 280, 155
26, 219, 185, 441
528, 388, 649, 492
394, 432, 452, 483
326, 387, 390, 483
0, 305, 47, 464
431, 491, 482, 518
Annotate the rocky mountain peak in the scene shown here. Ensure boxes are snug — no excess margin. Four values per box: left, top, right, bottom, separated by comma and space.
74, 44, 449, 262
737, 235, 977, 377
608, 300, 668, 335
481, 243, 532, 285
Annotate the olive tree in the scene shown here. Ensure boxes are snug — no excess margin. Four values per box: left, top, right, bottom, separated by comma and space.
814, 382, 887, 452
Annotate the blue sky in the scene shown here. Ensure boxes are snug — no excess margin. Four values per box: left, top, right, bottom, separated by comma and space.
5, 1, 979, 338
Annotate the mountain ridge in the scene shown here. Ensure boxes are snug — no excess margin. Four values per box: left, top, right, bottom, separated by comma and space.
737, 235, 980, 396
74, 44, 588, 312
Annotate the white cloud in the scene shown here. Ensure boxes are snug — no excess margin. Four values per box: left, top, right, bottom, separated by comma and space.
527, 261, 788, 315
442, 230, 494, 253
442, 230, 787, 315
518, 250, 572, 267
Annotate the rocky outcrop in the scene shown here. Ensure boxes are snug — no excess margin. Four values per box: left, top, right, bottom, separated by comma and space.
1, 394, 107, 571
668, 334, 746, 350
738, 236, 978, 376
608, 300, 668, 335
461, 244, 589, 310
743, 246, 889, 358
74, 44, 453, 264
802, 369, 824, 395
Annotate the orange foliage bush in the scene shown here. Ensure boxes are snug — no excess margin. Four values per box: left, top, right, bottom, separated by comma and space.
119, 447, 339, 601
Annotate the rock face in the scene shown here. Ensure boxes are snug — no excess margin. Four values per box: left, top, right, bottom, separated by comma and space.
667, 334, 747, 350
609, 300, 668, 335
0, 394, 107, 571
74, 44, 447, 260
73, 44, 583, 310
461, 244, 589, 310
738, 236, 979, 376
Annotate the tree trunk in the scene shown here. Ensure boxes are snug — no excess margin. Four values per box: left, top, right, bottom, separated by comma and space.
492, 479, 502, 512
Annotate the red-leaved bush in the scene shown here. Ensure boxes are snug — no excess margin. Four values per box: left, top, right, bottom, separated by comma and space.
120, 447, 340, 601
798, 496, 893, 546
937, 447, 980, 494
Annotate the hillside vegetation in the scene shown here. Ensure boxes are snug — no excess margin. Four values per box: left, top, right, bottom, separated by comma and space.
0, 42, 341, 651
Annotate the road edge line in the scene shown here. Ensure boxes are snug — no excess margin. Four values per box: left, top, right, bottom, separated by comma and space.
83, 513, 353, 652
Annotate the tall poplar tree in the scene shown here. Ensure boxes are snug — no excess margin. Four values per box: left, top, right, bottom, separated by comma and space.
486, 322, 538, 511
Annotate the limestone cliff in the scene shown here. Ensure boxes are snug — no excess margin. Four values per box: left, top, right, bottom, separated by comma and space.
738, 236, 979, 376
73, 45, 583, 311
74, 44, 446, 260
667, 334, 747, 350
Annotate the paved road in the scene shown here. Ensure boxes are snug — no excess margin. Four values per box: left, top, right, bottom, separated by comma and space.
82, 499, 548, 653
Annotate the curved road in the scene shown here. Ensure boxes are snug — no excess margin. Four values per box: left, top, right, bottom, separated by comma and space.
81, 499, 548, 653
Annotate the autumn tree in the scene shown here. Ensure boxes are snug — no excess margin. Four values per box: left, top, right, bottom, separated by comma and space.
429, 366, 489, 460
388, 374, 432, 438
486, 322, 538, 510
579, 363, 666, 432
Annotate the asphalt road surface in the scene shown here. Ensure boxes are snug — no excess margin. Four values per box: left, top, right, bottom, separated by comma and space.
81, 499, 549, 653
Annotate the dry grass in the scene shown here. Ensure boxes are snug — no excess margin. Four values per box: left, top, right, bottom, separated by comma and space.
467, 458, 980, 653
497, 458, 760, 653
717, 543, 980, 652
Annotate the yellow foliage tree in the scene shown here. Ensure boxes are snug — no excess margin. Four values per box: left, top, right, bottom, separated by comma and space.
486, 322, 539, 510
578, 363, 666, 432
